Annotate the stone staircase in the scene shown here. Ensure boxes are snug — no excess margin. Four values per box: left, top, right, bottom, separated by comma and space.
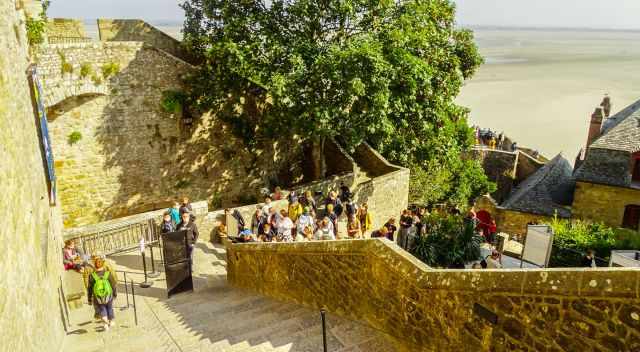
61, 240, 397, 352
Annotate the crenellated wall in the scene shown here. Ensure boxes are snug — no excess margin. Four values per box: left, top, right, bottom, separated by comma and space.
227, 239, 640, 352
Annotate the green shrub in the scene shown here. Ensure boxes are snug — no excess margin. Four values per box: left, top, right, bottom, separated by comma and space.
68, 131, 82, 145
26, 16, 46, 46
79, 63, 93, 78
160, 90, 186, 114
61, 62, 73, 75
91, 74, 103, 85
411, 214, 484, 268
547, 217, 640, 266
101, 62, 120, 78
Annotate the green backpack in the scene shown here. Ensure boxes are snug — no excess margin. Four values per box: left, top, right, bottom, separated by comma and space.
92, 271, 112, 304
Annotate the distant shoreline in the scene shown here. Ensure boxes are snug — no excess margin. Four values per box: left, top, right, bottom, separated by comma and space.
461, 24, 640, 33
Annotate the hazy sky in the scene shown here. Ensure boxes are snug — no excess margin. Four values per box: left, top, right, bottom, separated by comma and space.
48, 0, 640, 30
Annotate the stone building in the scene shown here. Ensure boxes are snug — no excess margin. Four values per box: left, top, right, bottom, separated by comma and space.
477, 99, 640, 236
573, 100, 640, 229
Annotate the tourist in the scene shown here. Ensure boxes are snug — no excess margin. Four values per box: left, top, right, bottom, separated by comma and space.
87, 257, 117, 331
288, 196, 304, 223
300, 191, 317, 215
347, 213, 362, 239
276, 210, 294, 242
485, 250, 503, 269
179, 197, 195, 222
357, 203, 372, 237
398, 209, 414, 250
464, 209, 478, 229
489, 137, 497, 149
268, 207, 280, 233
251, 208, 266, 236
325, 191, 343, 217
413, 209, 424, 237
384, 218, 397, 241
169, 201, 181, 226
259, 223, 275, 242
63, 239, 83, 272
344, 197, 358, 219
326, 204, 338, 237
314, 217, 336, 241
581, 249, 597, 268
160, 211, 175, 234
339, 182, 352, 202
296, 207, 315, 236
261, 197, 272, 215
370, 226, 389, 239
511, 141, 518, 152
176, 212, 199, 264
272, 186, 284, 201
236, 229, 255, 243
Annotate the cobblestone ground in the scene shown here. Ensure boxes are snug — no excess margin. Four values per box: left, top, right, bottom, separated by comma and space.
62, 240, 397, 352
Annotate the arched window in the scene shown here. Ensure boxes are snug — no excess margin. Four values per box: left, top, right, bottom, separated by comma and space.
622, 205, 640, 230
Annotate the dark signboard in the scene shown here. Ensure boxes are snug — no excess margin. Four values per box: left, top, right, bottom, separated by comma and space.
161, 230, 193, 297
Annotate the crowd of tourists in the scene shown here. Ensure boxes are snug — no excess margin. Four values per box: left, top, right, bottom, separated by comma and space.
474, 126, 518, 152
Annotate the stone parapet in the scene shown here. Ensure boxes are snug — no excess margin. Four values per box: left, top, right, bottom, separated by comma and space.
227, 239, 640, 351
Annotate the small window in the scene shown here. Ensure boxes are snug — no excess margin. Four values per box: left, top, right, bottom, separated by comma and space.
622, 205, 640, 230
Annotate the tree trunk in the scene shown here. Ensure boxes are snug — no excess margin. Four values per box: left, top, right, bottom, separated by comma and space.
309, 136, 326, 181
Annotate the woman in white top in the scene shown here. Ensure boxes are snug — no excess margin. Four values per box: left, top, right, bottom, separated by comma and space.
276, 210, 294, 242
314, 217, 336, 241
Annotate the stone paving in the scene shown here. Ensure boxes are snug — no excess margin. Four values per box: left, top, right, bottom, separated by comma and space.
62, 240, 397, 352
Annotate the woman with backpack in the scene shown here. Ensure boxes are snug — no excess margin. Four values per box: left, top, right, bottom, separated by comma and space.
87, 257, 117, 331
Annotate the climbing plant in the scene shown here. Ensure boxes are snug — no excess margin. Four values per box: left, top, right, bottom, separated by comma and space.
181, 0, 495, 207
79, 63, 93, 78
25, 1, 50, 47
68, 131, 82, 145
160, 90, 187, 114
101, 62, 120, 79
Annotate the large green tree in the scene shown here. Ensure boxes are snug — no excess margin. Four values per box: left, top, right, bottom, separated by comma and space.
181, 0, 494, 207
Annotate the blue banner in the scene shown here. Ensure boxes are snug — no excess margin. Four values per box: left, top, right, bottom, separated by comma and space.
29, 66, 57, 204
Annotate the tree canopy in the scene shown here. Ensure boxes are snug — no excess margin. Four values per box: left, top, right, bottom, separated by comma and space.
182, 0, 495, 207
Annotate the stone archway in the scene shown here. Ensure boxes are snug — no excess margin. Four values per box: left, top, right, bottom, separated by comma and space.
43, 83, 108, 108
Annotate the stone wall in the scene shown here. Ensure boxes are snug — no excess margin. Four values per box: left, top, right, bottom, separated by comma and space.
46, 18, 87, 39
0, 0, 65, 349
471, 148, 518, 204
227, 239, 640, 352
475, 195, 553, 238
97, 19, 193, 63
353, 142, 399, 177
573, 181, 640, 228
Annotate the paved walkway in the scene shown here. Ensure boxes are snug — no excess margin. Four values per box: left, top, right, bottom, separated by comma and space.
62, 240, 397, 352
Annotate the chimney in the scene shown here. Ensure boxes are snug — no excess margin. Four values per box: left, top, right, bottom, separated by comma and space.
586, 107, 604, 147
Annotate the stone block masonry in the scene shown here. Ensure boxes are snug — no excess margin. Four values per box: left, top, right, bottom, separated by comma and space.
37, 33, 310, 228
0, 0, 65, 350
227, 239, 640, 352
573, 181, 640, 228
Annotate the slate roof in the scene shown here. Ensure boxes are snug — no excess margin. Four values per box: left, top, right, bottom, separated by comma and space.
573, 148, 631, 187
501, 154, 574, 217
591, 98, 640, 152
574, 99, 640, 187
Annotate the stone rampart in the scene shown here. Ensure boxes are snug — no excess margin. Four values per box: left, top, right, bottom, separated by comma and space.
46, 18, 89, 41
1, 0, 65, 349
227, 239, 640, 352
97, 19, 194, 64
